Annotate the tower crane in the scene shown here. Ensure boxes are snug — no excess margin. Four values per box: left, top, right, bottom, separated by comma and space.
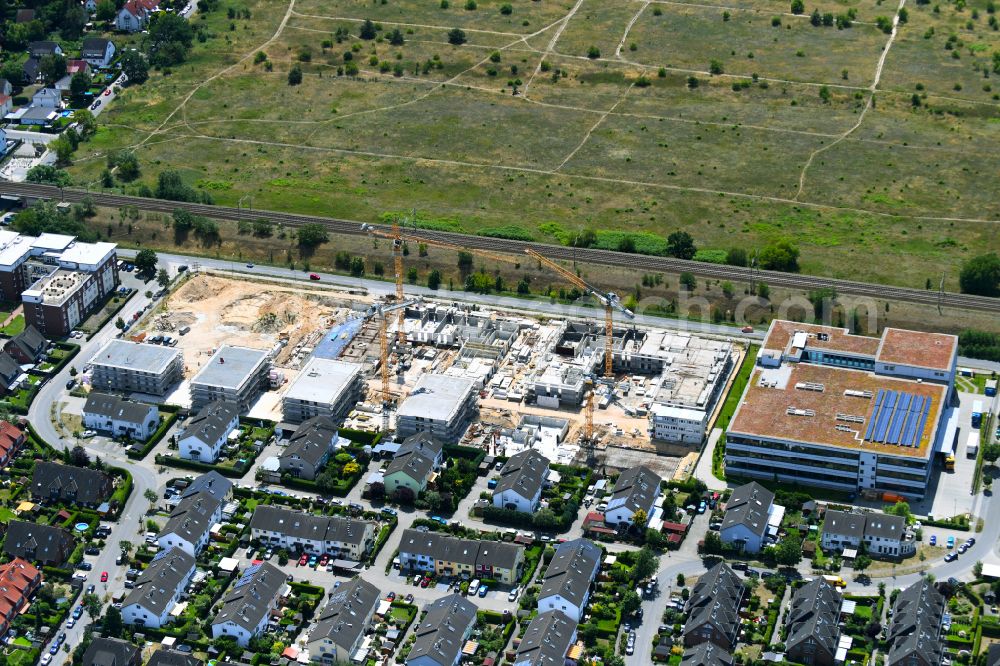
363, 297, 420, 432
524, 249, 635, 378
360, 222, 518, 343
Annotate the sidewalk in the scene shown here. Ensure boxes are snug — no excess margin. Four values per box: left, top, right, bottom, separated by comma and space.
693, 428, 727, 491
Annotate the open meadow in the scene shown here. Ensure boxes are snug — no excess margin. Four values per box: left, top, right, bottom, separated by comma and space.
66, 0, 1000, 288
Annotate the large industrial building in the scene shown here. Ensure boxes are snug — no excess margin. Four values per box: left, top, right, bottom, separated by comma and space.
189, 345, 272, 411
725, 321, 958, 499
395, 373, 478, 443
281, 357, 363, 424
89, 339, 184, 396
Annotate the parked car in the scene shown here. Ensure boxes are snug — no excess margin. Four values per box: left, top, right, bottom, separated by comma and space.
478, 585, 489, 598
947, 536, 956, 549
508, 587, 520, 602
100, 571, 108, 582
929, 535, 937, 546
298, 554, 308, 567
405, 593, 414, 603
309, 273, 321, 280
958, 544, 969, 554
945, 552, 958, 562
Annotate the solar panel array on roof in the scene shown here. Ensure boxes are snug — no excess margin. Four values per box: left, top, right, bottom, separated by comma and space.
864, 389, 930, 447
234, 562, 262, 588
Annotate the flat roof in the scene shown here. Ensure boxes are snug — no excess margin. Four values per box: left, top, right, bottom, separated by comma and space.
397, 373, 475, 422
0, 232, 30, 269
876, 328, 957, 372
58, 241, 116, 267
191, 345, 269, 390
284, 357, 360, 405
762, 321, 881, 358
91, 339, 181, 374
729, 363, 946, 458
31, 233, 74, 252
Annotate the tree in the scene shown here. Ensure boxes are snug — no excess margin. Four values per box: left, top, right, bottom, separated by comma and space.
360, 19, 377, 39
73, 110, 97, 139
709, 59, 724, 75
853, 554, 872, 570
389, 28, 405, 45
533, 507, 560, 530
96, 0, 117, 21
0, 61, 25, 87
148, 13, 194, 66
26, 165, 71, 187
134, 248, 158, 275
759, 240, 800, 272
70, 445, 90, 467
156, 269, 170, 288
82, 593, 102, 618
757, 282, 770, 300
676, 573, 686, 586
725, 247, 748, 266
448, 28, 467, 44
811, 8, 822, 25
587, 45, 601, 58
791, 0, 805, 13
632, 509, 648, 530
632, 547, 658, 581
51, 137, 74, 167
111, 151, 141, 182
288, 63, 303, 85
679, 272, 697, 291
70, 72, 91, 99
666, 231, 697, 259
457, 251, 474, 272
297, 223, 329, 247
115, 316, 125, 330
959, 253, 1000, 296
983, 443, 1000, 464
427, 269, 442, 290
622, 589, 641, 617
120, 50, 150, 84
772, 535, 802, 565
40, 54, 67, 85
886, 500, 910, 517
143, 488, 158, 506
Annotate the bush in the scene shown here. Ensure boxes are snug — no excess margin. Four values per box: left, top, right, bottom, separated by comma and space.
448, 28, 467, 44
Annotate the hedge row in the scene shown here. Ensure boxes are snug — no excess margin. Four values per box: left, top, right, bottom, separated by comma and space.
154, 454, 245, 477
127, 412, 178, 460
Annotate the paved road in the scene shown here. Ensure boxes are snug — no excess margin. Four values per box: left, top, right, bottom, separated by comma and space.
4, 130, 58, 145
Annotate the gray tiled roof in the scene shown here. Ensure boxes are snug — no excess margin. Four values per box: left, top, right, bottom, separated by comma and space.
386, 433, 443, 484
178, 401, 239, 447
8, 325, 45, 360
863, 514, 906, 541
539, 538, 601, 609
181, 471, 233, 501
281, 415, 339, 468
83, 392, 155, 425
681, 642, 735, 666
406, 593, 477, 666
514, 610, 577, 666
122, 548, 195, 616
145, 650, 203, 666
721, 481, 774, 538
81, 38, 113, 58
398, 529, 523, 572
0, 353, 20, 386
785, 579, 841, 661
32, 461, 112, 506
495, 449, 549, 500
310, 577, 380, 655
157, 491, 221, 547
81, 637, 139, 666
683, 563, 744, 647
822, 510, 866, 540
213, 561, 285, 633
249, 505, 371, 546
887, 580, 945, 666
610, 465, 660, 515
3, 520, 74, 565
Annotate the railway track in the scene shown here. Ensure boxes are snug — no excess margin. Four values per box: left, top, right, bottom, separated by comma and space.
3, 181, 997, 313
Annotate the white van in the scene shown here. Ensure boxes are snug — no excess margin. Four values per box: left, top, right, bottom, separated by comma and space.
468, 579, 480, 596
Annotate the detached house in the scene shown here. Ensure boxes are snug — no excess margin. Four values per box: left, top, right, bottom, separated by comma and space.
720, 482, 782, 554
157, 472, 232, 556
0, 355, 25, 395
0, 558, 41, 638
307, 577, 380, 664
605, 465, 661, 528
81, 38, 116, 69
278, 415, 343, 480
211, 561, 287, 647
683, 563, 746, 649
31, 461, 113, 508
4, 326, 46, 365
384, 432, 444, 498
83, 392, 159, 440
28, 42, 63, 59
537, 538, 601, 622
405, 594, 477, 666
177, 400, 239, 463
493, 449, 549, 513
81, 637, 141, 666
785, 579, 842, 666
116, 0, 160, 32
121, 548, 195, 628
3, 521, 75, 567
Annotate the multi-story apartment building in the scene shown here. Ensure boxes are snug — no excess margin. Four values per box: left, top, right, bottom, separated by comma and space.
89, 340, 183, 396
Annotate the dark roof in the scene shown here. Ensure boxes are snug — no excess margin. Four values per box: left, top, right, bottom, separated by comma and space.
495, 449, 549, 500
0, 353, 21, 386
83, 392, 156, 425
22, 58, 40, 81
81, 637, 140, 666
785, 579, 841, 661
887, 580, 945, 666
81, 38, 113, 58
987, 643, 1000, 666
250, 505, 372, 546
180, 401, 239, 447
683, 563, 744, 647
32, 461, 112, 505
29, 41, 60, 57
681, 643, 735, 666
213, 561, 285, 633
863, 514, 906, 541
721, 482, 774, 538
281, 415, 338, 468
386, 433, 443, 483
3, 520, 74, 565
8, 325, 46, 360
407, 594, 477, 666
310, 577, 380, 654
822, 510, 866, 540
145, 650, 203, 666
398, 528, 523, 572
514, 610, 577, 666
157, 491, 222, 546
539, 538, 601, 609
122, 548, 195, 616
181, 471, 233, 501
610, 465, 660, 515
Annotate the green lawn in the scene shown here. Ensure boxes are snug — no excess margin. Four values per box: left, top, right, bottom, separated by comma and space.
1, 315, 25, 337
